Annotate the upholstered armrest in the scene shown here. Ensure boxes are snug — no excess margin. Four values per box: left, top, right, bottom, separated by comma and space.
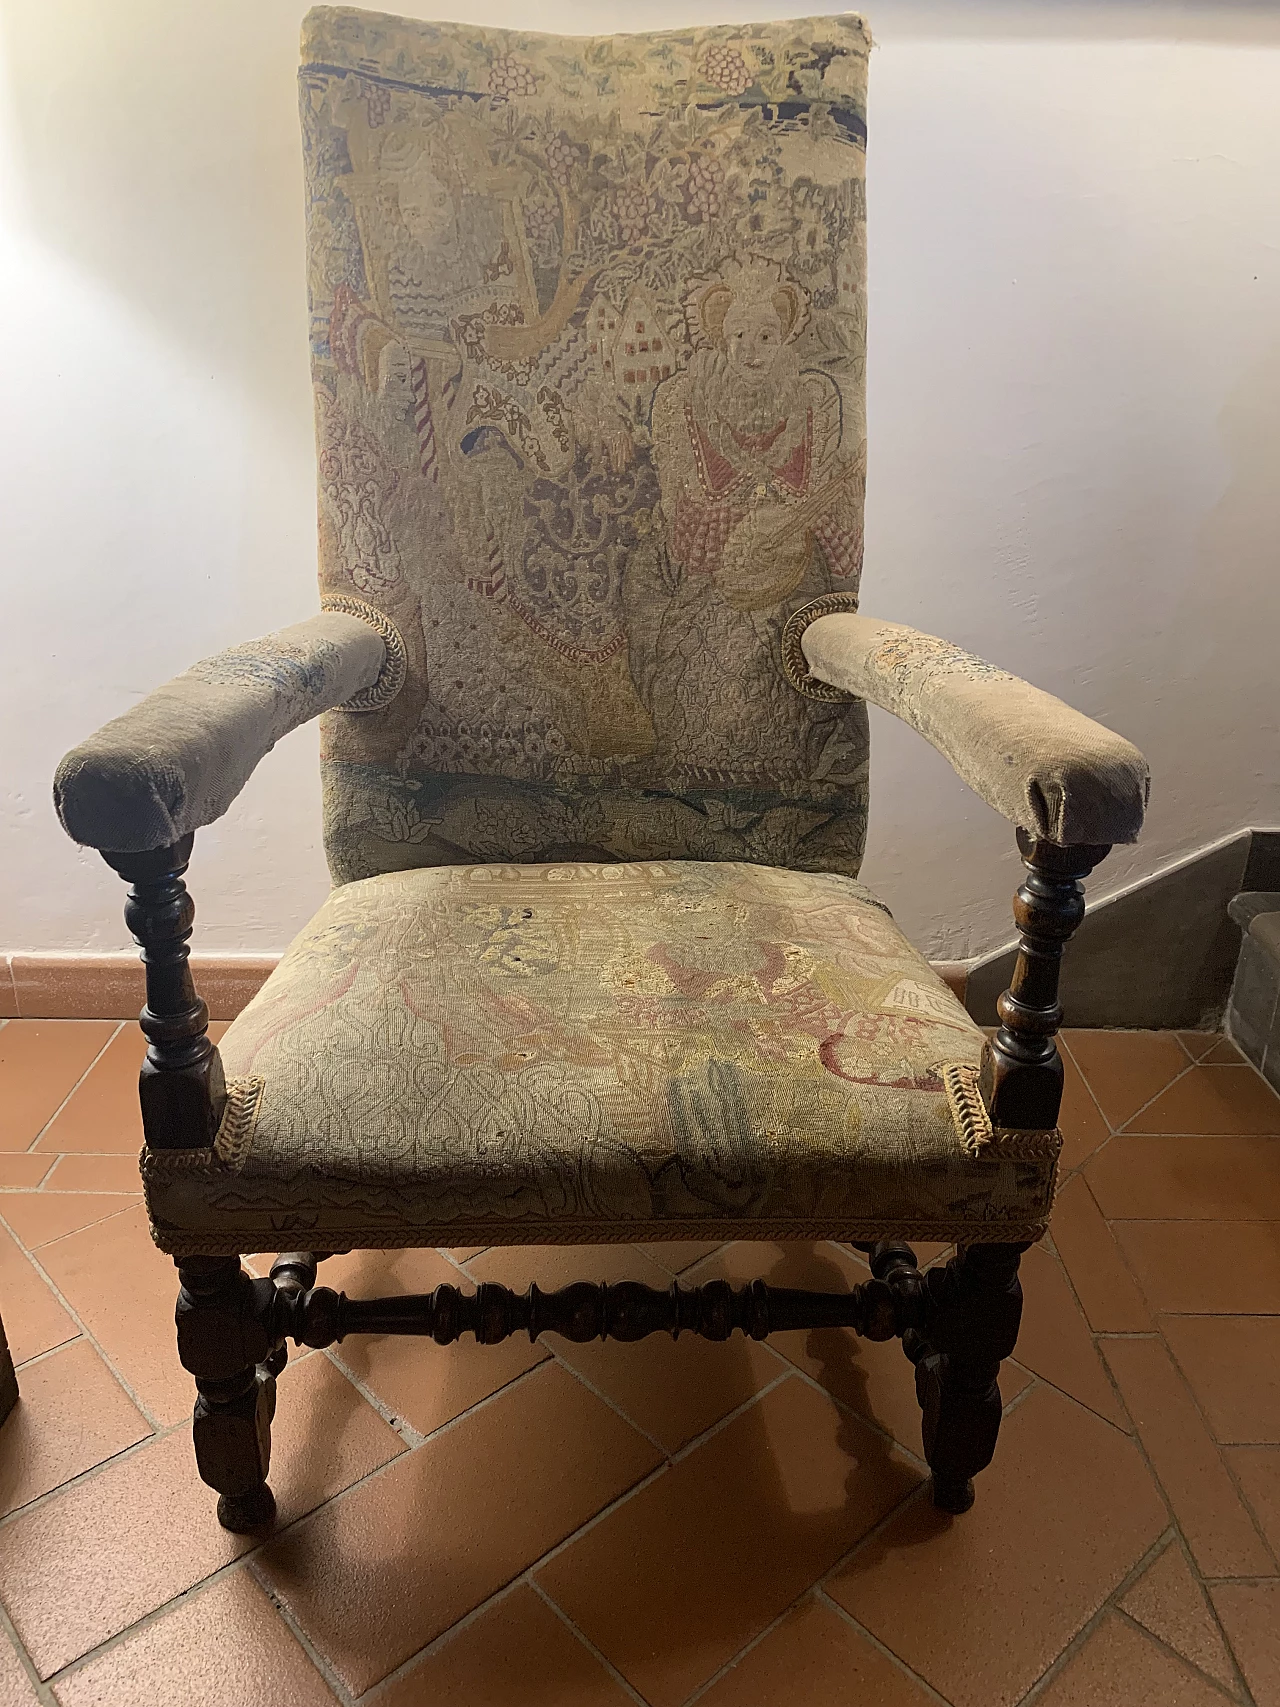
54, 607, 400, 853
795, 611, 1149, 847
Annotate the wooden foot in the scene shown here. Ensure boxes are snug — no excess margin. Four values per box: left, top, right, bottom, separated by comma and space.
175, 1256, 277, 1532
217, 1484, 277, 1533
905, 1243, 1027, 1512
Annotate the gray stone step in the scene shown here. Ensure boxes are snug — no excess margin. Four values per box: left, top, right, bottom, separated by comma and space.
1226, 895, 1280, 1089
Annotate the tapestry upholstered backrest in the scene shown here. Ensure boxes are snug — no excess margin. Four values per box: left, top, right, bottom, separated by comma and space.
304, 7, 872, 884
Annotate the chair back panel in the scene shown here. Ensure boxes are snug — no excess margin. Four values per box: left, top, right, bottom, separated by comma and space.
303, 7, 871, 881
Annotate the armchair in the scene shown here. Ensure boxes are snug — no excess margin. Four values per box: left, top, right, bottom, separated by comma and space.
54, 7, 1147, 1533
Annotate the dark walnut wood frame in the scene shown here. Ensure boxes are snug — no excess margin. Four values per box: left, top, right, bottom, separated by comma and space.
103, 828, 1108, 1533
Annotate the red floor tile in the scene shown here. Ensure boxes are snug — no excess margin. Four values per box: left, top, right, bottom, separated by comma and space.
0, 1634, 38, 1707
326, 1245, 549, 1438
1048, 1173, 1153, 1332
50, 1568, 338, 1707
1087, 1134, 1280, 1220
698, 1594, 937, 1706
42, 1154, 142, 1194
1210, 1581, 1280, 1707
0, 1353, 401, 1678
35, 1027, 147, 1155
0, 1222, 76, 1366
0, 1023, 116, 1152
0, 1193, 139, 1251
1034, 1611, 1234, 1706
1225, 1446, 1280, 1558
1014, 1242, 1129, 1429
828, 1385, 1168, 1707
1061, 1031, 1190, 1129
36, 1203, 193, 1425
537, 1376, 921, 1707
1113, 1221, 1280, 1314
376, 1586, 632, 1707
1125, 1065, 1280, 1136
256, 1361, 661, 1696
0, 1155, 55, 1190
0, 1339, 150, 1518
1162, 1314, 1280, 1443
1118, 1539, 1237, 1693
471, 1242, 789, 1456
1101, 1336, 1275, 1577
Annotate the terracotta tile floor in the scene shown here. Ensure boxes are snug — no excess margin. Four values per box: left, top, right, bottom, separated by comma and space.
0, 1021, 1277, 1706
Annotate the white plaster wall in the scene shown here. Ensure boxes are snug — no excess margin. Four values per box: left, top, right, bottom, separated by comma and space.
1, 0, 1277, 958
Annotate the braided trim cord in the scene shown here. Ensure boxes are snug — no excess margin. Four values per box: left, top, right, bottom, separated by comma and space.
320, 595, 407, 711
942, 1061, 1061, 1160
138, 1077, 265, 1181
943, 1060, 992, 1156
149, 1211, 1056, 1258
781, 592, 862, 700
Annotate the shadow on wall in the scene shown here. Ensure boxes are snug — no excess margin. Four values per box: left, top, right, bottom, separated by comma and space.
2, 0, 1276, 431
0, 0, 313, 433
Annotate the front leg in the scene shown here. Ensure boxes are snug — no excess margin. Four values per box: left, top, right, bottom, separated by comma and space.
176, 1256, 278, 1533
905, 1242, 1028, 1513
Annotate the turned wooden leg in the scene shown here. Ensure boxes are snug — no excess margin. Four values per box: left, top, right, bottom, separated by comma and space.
175, 1256, 278, 1533
904, 1242, 1027, 1514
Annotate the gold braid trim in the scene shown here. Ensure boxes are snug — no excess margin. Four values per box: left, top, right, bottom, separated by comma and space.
780, 592, 862, 701
138, 1078, 265, 1182
320, 595, 407, 711
148, 1212, 1056, 1258
942, 1061, 1061, 1160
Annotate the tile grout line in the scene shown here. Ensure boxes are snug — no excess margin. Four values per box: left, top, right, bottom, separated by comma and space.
1038, 1235, 1140, 1437
528, 1578, 654, 1707
2, 1198, 143, 1257
1010, 1526, 1181, 1707
355, 1578, 532, 1704
0, 1415, 189, 1531
252, 1575, 359, 1707
815, 1591, 958, 1707
1089, 1333, 1278, 1610
0, 1590, 58, 1707
43, 1557, 354, 1705
1149, 1326, 1280, 1577
540, 1344, 673, 1458
1111, 1591, 1256, 1706
0, 1204, 167, 1433
319, 1346, 429, 1450
326, 1340, 942, 1702
18, 1020, 126, 1155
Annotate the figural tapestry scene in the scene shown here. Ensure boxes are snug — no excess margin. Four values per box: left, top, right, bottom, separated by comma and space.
304, 10, 873, 884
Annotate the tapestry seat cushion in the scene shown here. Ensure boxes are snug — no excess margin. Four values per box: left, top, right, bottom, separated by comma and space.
142, 861, 1060, 1255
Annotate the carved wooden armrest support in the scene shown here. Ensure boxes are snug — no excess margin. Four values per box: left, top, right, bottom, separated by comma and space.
980, 830, 1110, 1130
102, 835, 225, 1150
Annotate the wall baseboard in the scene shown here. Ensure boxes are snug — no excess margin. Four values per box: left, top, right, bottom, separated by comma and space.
3, 950, 971, 1023
0, 955, 280, 1022
10, 834, 1271, 1030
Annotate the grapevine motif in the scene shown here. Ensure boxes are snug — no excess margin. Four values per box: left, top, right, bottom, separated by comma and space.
674, 154, 725, 223
698, 43, 754, 95
486, 54, 538, 99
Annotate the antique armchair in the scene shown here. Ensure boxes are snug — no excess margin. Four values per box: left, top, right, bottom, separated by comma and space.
53, 8, 1148, 1533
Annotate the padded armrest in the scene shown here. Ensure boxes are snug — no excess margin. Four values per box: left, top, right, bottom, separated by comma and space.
54, 610, 391, 853
798, 612, 1149, 846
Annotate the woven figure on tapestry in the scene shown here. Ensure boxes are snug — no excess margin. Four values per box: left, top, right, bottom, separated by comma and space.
303, 10, 871, 882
